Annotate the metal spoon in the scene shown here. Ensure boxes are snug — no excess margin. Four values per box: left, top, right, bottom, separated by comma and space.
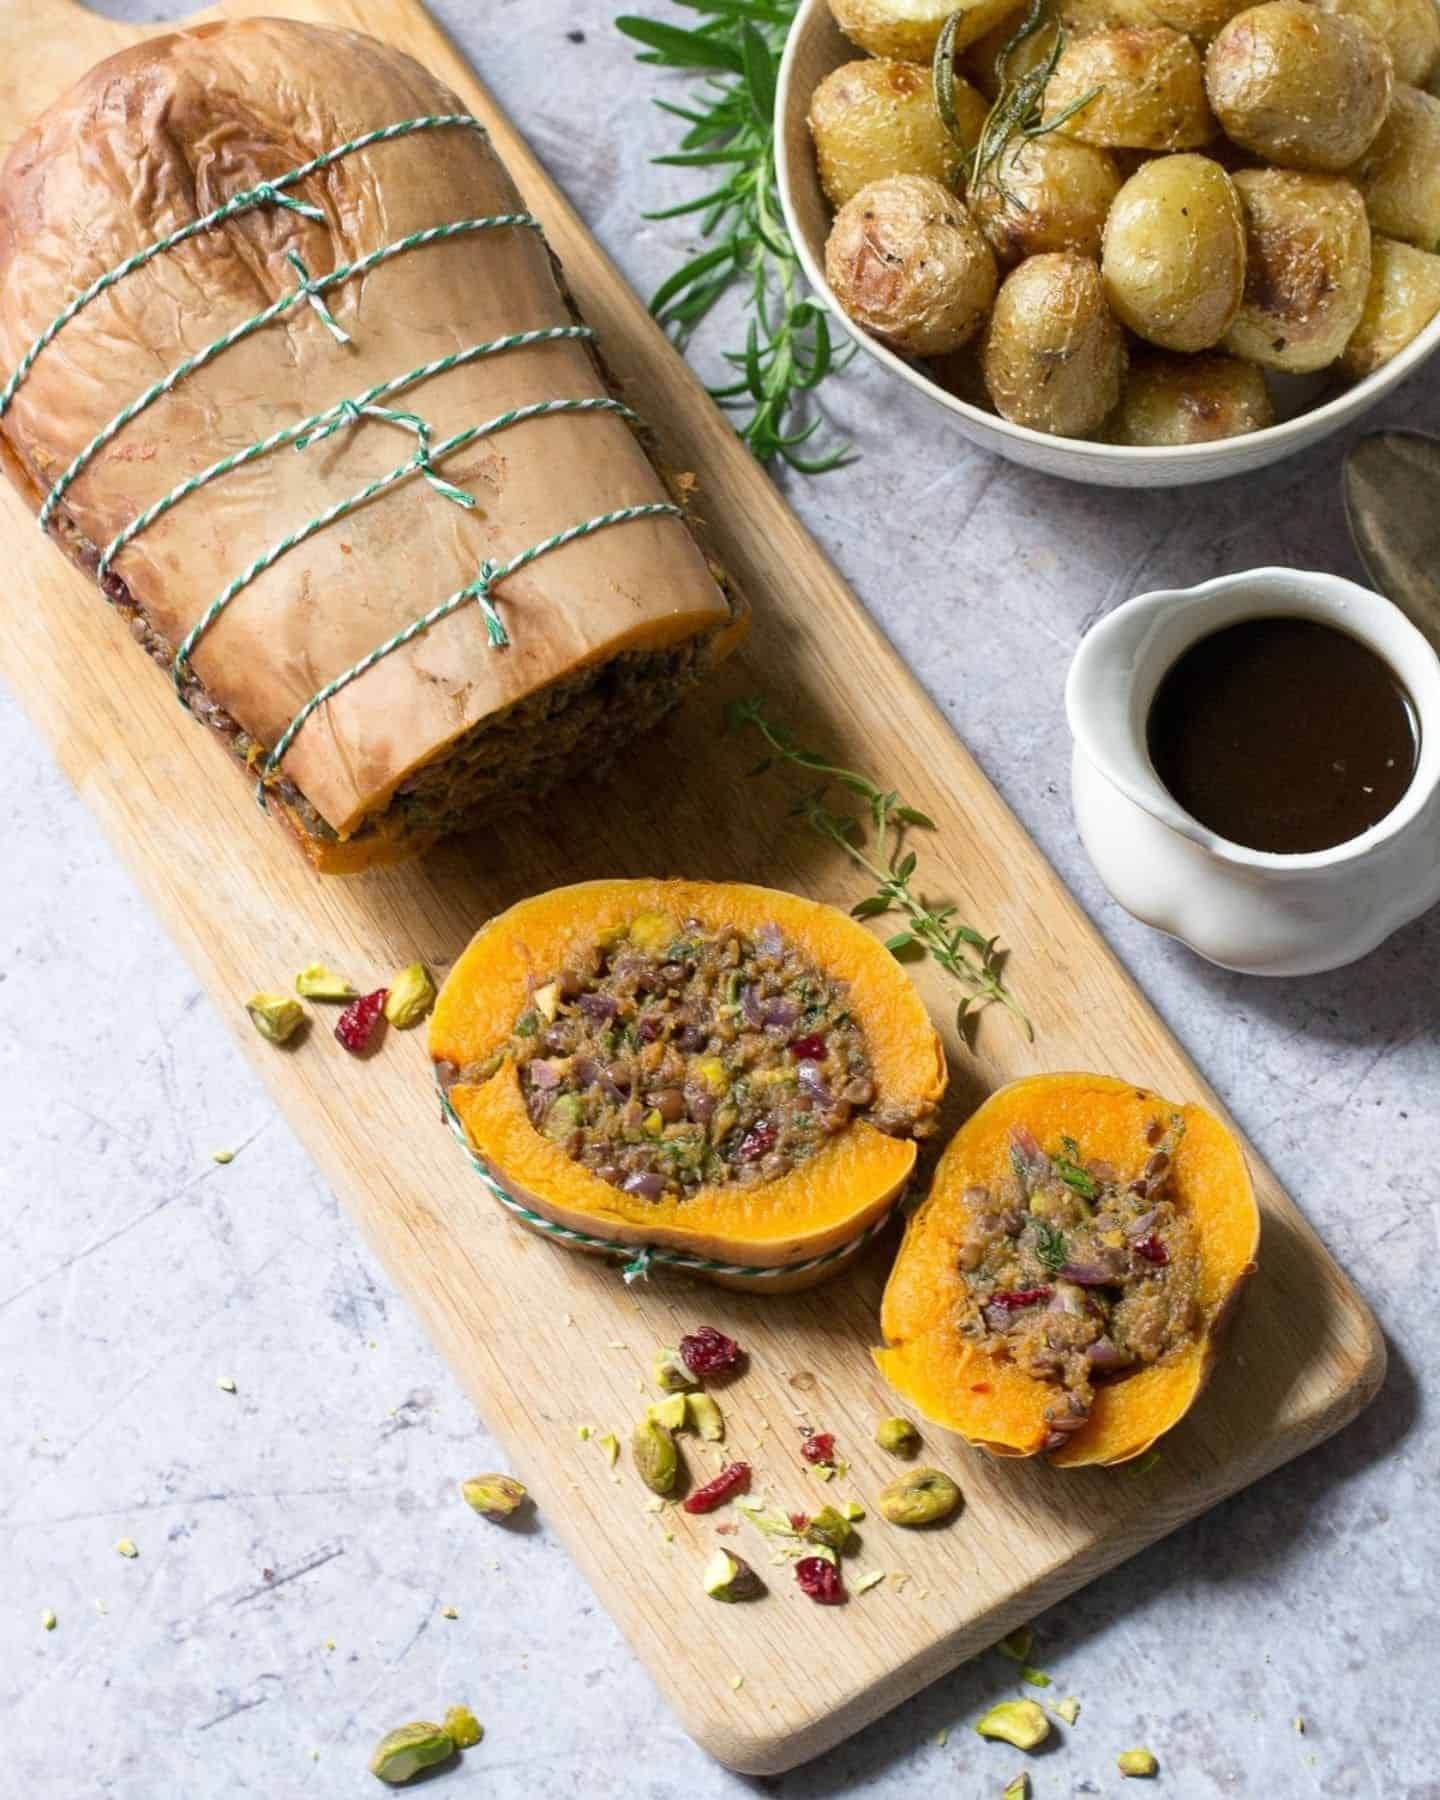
1343, 429, 1440, 652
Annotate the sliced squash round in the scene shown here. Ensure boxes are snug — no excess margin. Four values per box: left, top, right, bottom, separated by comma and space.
875, 1072, 1259, 1465
431, 879, 947, 1290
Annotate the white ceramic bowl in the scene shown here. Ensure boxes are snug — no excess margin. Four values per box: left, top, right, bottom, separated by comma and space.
774, 0, 1440, 487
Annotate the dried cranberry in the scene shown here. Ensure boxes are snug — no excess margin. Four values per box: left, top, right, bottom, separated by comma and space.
795, 1557, 846, 1604
789, 1032, 827, 1061
679, 1326, 742, 1375
788, 1511, 810, 1532
801, 1432, 836, 1466
1134, 1234, 1170, 1266
990, 1285, 1052, 1310
335, 987, 387, 1055
682, 1461, 751, 1514
736, 1120, 777, 1161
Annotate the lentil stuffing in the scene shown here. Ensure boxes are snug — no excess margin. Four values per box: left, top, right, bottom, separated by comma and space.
479, 910, 930, 1197
956, 1118, 1200, 1449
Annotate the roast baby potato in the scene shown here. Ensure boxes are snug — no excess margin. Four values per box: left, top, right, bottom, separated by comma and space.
809, 58, 987, 208
1222, 167, 1372, 368
1339, 234, 1440, 374
981, 251, 1128, 434
826, 174, 998, 356
1049, 27, 1217, 148
971, 134, 1124, 263
1316, 0, 1439, 85
1107, 349, 1275, 441
1205, 1, 1394, 170
828, 0, 1018, 60
1349, 84, 1440, 249
1101, 152, 1247, 348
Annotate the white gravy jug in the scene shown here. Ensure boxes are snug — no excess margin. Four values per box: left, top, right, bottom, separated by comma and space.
1066, 566, 1440, 976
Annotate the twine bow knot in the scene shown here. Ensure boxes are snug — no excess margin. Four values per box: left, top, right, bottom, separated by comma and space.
285, 249, 350, 345
463, 559, 510, 649
245, 181, 326, 224
295, 400, 476, 508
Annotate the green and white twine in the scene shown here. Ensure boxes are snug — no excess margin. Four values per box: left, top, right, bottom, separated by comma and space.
3, 111, 689, 794
440, 1092, 895, 1285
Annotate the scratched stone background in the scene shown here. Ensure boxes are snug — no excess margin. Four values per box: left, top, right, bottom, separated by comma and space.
2, 1, 1437, 1795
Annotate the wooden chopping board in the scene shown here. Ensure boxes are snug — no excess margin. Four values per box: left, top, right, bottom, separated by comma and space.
0, 0, 1384, 1774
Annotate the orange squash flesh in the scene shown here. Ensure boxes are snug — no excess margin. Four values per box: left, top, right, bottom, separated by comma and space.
432, 879, 947, 1285
875, 1073, 1259, 1466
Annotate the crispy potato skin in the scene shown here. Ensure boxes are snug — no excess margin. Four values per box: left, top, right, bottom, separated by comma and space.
972, 135, 1124, 263
1049, 27, 1218, 148
1340, 233, 1440, 373
1350, 83, 1440, 249
829, 0, 1018, 60
1221, 167, 1372, 368
1316, 0, 1439, 85
1205, 2, 1394, 170
1101, 153, 1247, 348
981, 251, 1128, 432
1107, 349, 1275, 439
1146, 0, 1254, 46
1060, 0, 1167, 33
826, 174, 999, 356
809, 58, 985, 208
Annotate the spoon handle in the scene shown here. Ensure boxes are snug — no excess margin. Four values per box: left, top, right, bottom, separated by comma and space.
1344, 429, 1440, 654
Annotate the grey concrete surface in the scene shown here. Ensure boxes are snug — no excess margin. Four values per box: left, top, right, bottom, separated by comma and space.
2, 1, 1437, 1795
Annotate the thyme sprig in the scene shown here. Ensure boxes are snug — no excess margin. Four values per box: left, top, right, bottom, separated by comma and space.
934, 0, 1101, 211
617, 0, 852, 470
1033, 1218, 1068, 1276
727, 696, 1031, 1039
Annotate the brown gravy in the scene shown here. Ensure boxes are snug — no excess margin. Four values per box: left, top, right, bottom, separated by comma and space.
1146, 616, 1418, 854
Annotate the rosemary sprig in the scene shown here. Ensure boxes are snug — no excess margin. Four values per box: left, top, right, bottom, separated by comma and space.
934, 0, 1101, 212
617, 1, 852, 471
727, 695, 1031, 1039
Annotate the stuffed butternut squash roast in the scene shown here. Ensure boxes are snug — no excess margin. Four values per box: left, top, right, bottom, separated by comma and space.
876, 1073, 1260, 1465
432, 880, 947, 1291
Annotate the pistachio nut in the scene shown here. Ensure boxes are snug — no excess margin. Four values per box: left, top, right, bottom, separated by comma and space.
648, 1393, 688, 1432
686, 1392, 724, 1442
295, 963, 356, 1001
840, 1499, 866, 1522
805, 1505, 855, 1554
632, 1417, 680, 1495
597, 1432, 620, 1466
1054, 1697, 1081, 1725
1118, 1749, 1158, 1778
368, 1721, 454, 1785
1003, 1777, 1031, 1800
545, 1093, 585, 1139
654, 1345, 699, 1392
41, 1608, 56, 1631
384, 962, 436, 1029
460, 1474, 527, 1520
115, 1539, 139, 1559
702, 1548, 763, 1602
875, 1415, 921, 1457
245, 992, 304, 1044
997, 1625, 1033, 1663
442, 1705, 483, 1750
532, 981, 560, 1022
876, 1466, 962, 1528
975, 1700, 1050, 1752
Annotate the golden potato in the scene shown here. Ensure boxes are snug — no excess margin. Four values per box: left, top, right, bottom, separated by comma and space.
826, 175, 999, 356
1316, 0, 1439, 85
1350, 83, 1440, 248
1107, 349, 1275, 439
1101, 153, 1246, 348
1049, 27, 1217, 147
925, 340, 996, 406
971, 135, 1124, 262
1145, 0, 1253, 46
1060, 0, 1166, 34
981, 251, 1128, 432
809, 59, 986, 208
829, 0, 1019, 60
1205, 2, 1393, 171
1339, 233, 1440, 373
1222, 167, 1372, 368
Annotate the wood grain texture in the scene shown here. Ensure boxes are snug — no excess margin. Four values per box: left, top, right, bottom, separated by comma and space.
0, 0, 1385, 1774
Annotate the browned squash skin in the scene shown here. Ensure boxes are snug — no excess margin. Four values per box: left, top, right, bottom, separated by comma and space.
874, 1072, 1259, 1464
431, 879, 947, 1291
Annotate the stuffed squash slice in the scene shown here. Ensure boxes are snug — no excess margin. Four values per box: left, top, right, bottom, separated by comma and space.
876, 1073, 1259, 1464
432, 880, 947, 1290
